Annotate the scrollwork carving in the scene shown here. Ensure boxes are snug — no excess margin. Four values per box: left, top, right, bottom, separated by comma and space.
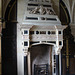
29, 5, 55, 15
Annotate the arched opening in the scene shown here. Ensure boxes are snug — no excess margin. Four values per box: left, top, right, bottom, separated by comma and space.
2, 0, 17, 75
28, 44, 55, 75
60, 1, 70, 25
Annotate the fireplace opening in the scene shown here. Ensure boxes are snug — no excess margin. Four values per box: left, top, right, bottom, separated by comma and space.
29, 44, 53, 75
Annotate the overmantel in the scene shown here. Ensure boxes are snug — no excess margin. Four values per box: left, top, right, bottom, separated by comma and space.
19, 24, 67, 55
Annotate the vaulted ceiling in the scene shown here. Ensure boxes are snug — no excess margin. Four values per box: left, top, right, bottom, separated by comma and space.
63, 0, 75, 23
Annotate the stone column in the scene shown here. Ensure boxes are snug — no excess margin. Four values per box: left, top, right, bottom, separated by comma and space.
17, 24, 33, 75
27, 51, 31, 75
17, 24, 24, 75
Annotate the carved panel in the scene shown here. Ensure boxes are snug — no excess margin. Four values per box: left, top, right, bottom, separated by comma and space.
30, 35, 57, 41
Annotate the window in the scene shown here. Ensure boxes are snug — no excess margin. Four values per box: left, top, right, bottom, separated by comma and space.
24, 30, 28, 34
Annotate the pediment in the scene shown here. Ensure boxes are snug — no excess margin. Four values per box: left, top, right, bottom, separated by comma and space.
29, 5, 56, 15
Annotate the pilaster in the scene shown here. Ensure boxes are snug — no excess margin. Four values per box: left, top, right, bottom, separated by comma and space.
17, 23, 33, 75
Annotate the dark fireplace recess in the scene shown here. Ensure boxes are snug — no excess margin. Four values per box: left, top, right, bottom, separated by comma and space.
30, 44, 52, 75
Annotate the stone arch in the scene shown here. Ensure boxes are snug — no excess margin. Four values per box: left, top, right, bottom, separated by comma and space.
29, 42, 55, 48
2, 0, 17, 75
2, 0, 10, 19
60, 1, 70, 24
4, 0, 17, 21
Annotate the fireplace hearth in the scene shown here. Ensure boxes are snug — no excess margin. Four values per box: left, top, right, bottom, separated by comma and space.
34, 64, 49, 75
30, 44, 51, 75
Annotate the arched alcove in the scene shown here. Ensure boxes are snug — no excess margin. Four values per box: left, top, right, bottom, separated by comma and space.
60, 1, 70, 25
2, 0, 17, 75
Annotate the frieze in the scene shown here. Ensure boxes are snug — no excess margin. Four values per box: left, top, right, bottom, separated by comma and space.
30, 35, 57, 41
